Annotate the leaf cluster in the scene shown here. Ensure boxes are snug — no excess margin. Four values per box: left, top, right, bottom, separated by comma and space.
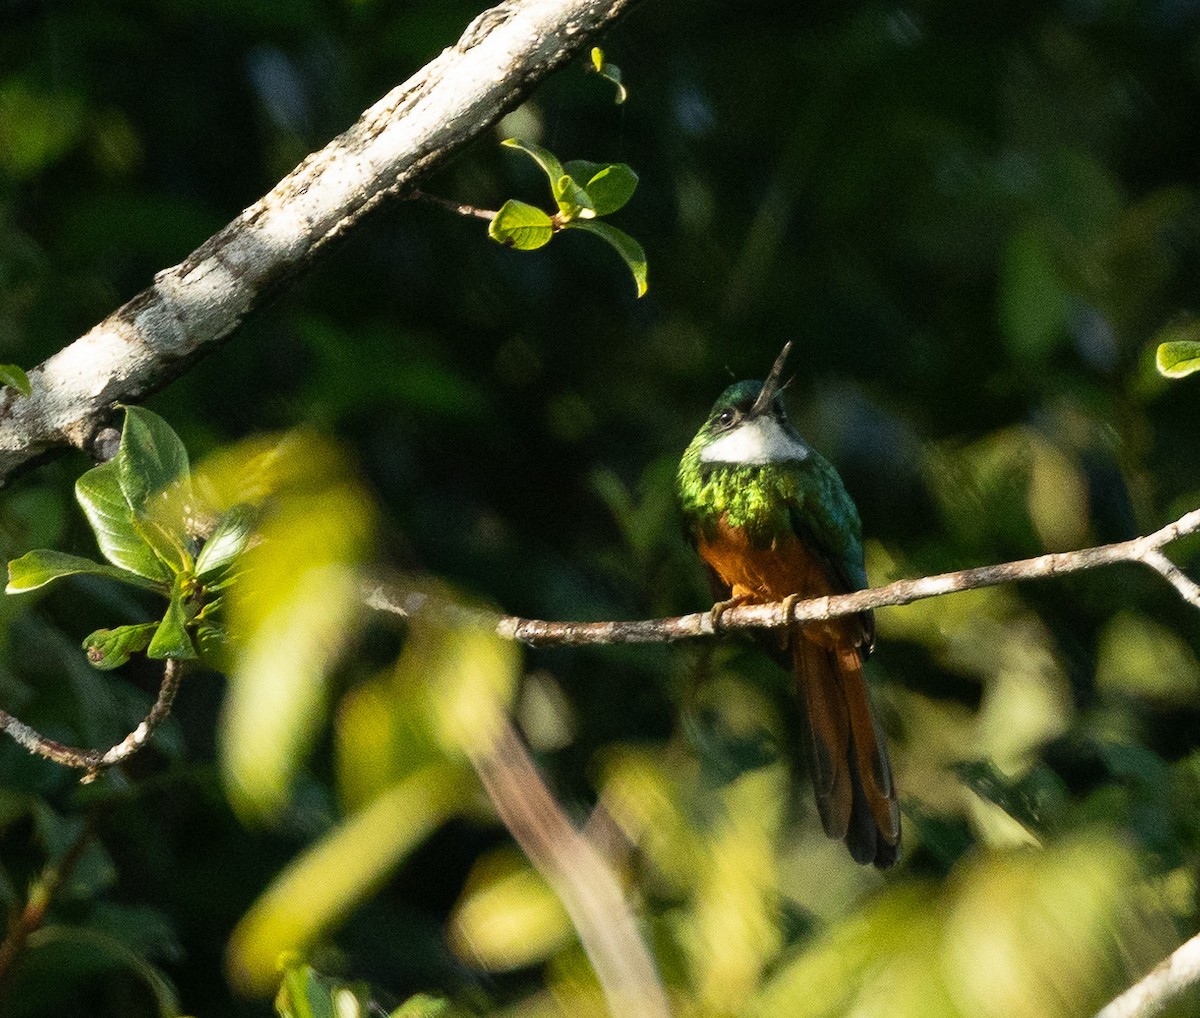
5, 407, 251, 670
488, 138, 647, 297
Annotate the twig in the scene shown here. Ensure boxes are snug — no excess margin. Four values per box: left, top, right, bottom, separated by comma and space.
0, 815, 96, 993
410, 188, 497, 221
472, 717, 672, 1018
366, 507, 1200, 645
0, 659, 183, 780
0, 0, 642, 486
1094, 929, 1200, 1018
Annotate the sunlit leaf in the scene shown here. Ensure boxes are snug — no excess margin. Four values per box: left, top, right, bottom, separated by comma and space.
335, 673, 444, 814
228, 765, 470, 997
1156, 327, 1200, 378
192, 430, 312, 511
500, 137, 565, 190
6, 548, 164, 594
76, 460, 172, 581
570, 162, 638, 216
554, 173, 595, 220
589, 47, 628, 103
147, 574, 199, 660
449, 849, 571, 971
402, 595, 521, 760
115, 406, 193, 573
488, 199, 554, 250
0, 363, 31, 397
391, 994, 450, 1018
274, 962, 370, 1018
218, 434, 375, 821
83, 623, 158, 671
563, 219, 648, 296
599, 63, 627, 104
561, 159, 606, 189
1096, 610, 1200, 703
116, 405, 190, 514
195, 504, 255, 582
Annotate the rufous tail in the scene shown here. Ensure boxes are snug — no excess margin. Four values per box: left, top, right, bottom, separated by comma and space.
793, 636, 900, 867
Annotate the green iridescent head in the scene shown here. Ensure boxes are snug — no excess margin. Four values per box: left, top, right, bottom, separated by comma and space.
688, 342, 810, 466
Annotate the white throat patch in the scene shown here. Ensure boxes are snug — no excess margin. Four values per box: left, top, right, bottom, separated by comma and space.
699, 415, 811, 465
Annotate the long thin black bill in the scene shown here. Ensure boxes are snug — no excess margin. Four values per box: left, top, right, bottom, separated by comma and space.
751, 340, 794, 415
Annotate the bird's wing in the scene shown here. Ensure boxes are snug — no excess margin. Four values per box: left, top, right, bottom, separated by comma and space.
785, 480, 875, 656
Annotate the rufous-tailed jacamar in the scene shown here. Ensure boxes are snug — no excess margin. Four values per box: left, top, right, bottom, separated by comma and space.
676, 342, 900, 867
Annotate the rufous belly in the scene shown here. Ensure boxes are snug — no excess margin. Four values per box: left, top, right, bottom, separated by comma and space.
696, 519, 856, 647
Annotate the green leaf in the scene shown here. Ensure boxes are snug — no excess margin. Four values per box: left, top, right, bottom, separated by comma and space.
392, 994, 450, 1018
589, 47, 628, 103
76, 460, 171, 581
488, 199, 554, 250
116, 406, 190, 511
74, 407, 195, 578
194, 618, 232, 671
147, 575, 198, 660
195, 505, 254, 582
554, 173, 595, 221
116, 406, 193, 571
23, 925, 180, 1017
6, 548, 165, 594
500, 137, 565, 191
0, 364, 31, 397
563, 220, 648, 297
561, 159, 606, 187
275, 964, 333, 1018
83, 623, 158, 671
275, 962, 371, 1018
565, 161, 638, 216
1156, 337, 1200, 378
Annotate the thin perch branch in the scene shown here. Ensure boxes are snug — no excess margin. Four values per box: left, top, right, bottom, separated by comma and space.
0, 659, 182, 780
1094, 928, 1200, 1018
365, 507, 1200, 645
0, 0, 641, 485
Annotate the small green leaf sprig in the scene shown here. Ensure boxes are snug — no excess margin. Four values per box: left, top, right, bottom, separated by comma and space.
5, 406, 250, 669
488, 138, 647, 298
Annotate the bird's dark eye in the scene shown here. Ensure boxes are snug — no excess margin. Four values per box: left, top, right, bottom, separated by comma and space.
716, 408, 737, 429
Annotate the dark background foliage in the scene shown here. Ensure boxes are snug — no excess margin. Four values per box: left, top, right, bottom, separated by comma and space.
2, 0, 1199, 1015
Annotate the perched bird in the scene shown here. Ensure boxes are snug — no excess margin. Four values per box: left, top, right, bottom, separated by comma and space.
676, 343, 900, 867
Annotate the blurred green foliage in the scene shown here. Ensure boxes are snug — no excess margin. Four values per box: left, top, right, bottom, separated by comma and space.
2, 0, 1200, 1016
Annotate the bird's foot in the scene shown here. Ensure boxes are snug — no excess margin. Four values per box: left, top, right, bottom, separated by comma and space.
779, 592, 802, 628
710, 594, 751, 633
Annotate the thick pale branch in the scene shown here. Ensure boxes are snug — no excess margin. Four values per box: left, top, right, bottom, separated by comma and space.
0, 659, 182, 779
0, 0, 640, 485
366, 508, 1200, 644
